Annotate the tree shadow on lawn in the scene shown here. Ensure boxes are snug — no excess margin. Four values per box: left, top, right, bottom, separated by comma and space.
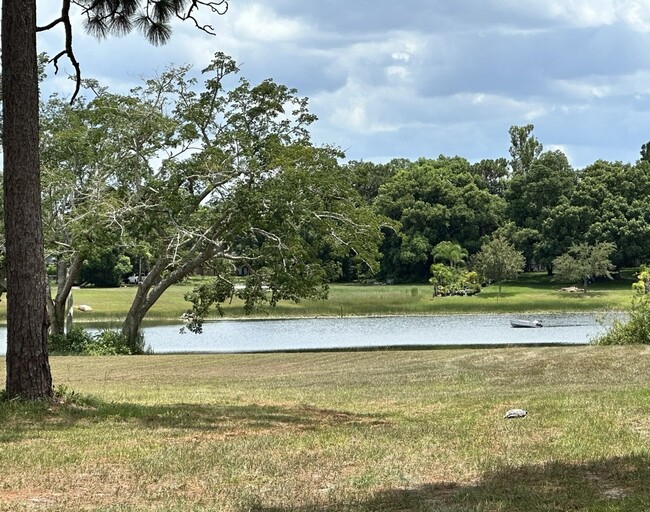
255, 454, 650, 511
0, 397, 389, 440
473, 291, 518, 300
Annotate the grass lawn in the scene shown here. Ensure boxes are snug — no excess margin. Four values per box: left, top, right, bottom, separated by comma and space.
0, 272, 635, 325
2, 273, 643, 508
2, 347, 650, 510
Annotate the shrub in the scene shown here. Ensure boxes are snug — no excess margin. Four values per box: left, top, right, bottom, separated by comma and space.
85, 330, 133, 355
79, 250, 132, 288
594, 295, 650, 345
48, 327, 147, 355
49, 326, 95, 354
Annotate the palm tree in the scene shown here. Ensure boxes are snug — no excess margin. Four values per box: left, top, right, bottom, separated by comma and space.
432, 241, 468, 269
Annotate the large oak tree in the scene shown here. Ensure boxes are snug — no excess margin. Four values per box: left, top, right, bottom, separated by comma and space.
38, 57, 387, 351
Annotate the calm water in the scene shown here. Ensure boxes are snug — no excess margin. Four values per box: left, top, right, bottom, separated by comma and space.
0, 313, 611, 355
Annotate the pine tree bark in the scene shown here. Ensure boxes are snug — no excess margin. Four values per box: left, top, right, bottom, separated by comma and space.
2, 0, 53, 399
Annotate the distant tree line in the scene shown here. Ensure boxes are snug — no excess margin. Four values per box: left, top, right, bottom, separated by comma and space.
344, 124, 650, 283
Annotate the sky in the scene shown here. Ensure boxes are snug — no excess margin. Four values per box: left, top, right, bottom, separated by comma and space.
34, 0, 650, 169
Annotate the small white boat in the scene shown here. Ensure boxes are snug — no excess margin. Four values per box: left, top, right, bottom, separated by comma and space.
510, 319, 543, 328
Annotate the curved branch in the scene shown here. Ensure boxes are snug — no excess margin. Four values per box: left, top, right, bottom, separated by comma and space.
176, 0, 229, 34
41, 0, 82, 104
36, 17, 64, 32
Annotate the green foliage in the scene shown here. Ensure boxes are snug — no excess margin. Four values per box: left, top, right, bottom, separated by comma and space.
506, 150, 576, 270
345, 159, 403, 202
86, 330, 136, 355
545, 160, 650, 267
633, 265, 650, 294
375, 156, 505, 280
85, 54, 386, 346
49, 326, 95, 354
432, 241, 468, 269
473, 236, 525, 295
641, 141, 650, 163
429, 262, 480, 297
508, 123, 543, 175
429, 262, 453, 296
80, 0, 228, 46
595, 295, 650, 345
470, 158, 508, 196
79, 250, 131, 288
48, 326, 142, 355
552, 242, 616, 291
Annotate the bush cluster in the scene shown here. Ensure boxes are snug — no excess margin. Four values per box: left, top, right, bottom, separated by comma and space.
49, 326, 145, 355
594, 295, 650, 345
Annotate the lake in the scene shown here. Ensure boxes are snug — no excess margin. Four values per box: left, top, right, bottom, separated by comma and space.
0, 312, 613, 355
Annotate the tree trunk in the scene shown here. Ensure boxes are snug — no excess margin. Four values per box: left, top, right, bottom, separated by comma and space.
2, 0, 53, 399
122, 288, 149, 353
120, 250, 217, 352
47, 254, 83, 336
120, 255, 170, 353
47, 294, 66, 338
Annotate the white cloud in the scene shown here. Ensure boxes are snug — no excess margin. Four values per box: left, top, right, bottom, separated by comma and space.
552, 70, 650, 102
385, 66, 409, 80
232, 4, 310, 42
547, 0, 618, 27
391, 51, 411, 62
30, 0, 650, 169
529, 0, 650, 31
546, 144, 575, 165
553, 78, 612, 99
325, 80, 403, 134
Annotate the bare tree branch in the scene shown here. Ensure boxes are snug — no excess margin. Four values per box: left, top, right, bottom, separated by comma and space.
38, 0, 229, 104
175, 0, 228, 34
38, 0, 82, 103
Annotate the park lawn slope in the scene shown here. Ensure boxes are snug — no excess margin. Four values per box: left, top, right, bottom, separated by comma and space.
1, 346, 650, 510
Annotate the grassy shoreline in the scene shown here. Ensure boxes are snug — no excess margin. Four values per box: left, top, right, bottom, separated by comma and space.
2, 346, 650, 510
0, 272, 635, 326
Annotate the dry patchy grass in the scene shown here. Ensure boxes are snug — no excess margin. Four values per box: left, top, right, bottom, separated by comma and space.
1, 347, 650, 510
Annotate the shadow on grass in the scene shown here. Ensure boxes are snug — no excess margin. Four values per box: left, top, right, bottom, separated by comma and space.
472, 291, 518, 300
0, 396, 388, 440
254, 454, 650, 511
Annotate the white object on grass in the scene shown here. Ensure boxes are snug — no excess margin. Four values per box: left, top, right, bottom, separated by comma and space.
504, 408, 527, 419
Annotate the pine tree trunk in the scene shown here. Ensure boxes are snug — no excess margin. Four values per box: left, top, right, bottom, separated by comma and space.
2, 0, 53, 399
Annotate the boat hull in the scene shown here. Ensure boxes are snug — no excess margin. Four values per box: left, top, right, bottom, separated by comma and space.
510, 319, 543, 328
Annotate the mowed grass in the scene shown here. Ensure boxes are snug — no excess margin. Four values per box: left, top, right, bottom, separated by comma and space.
0, 273, 635, 325
2, 347, 650, 510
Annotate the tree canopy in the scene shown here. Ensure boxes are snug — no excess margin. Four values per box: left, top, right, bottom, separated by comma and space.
473, 237, 526, 296
374, 156, 505, 281
37, 54, 388, 348
552, 242, 616, 292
